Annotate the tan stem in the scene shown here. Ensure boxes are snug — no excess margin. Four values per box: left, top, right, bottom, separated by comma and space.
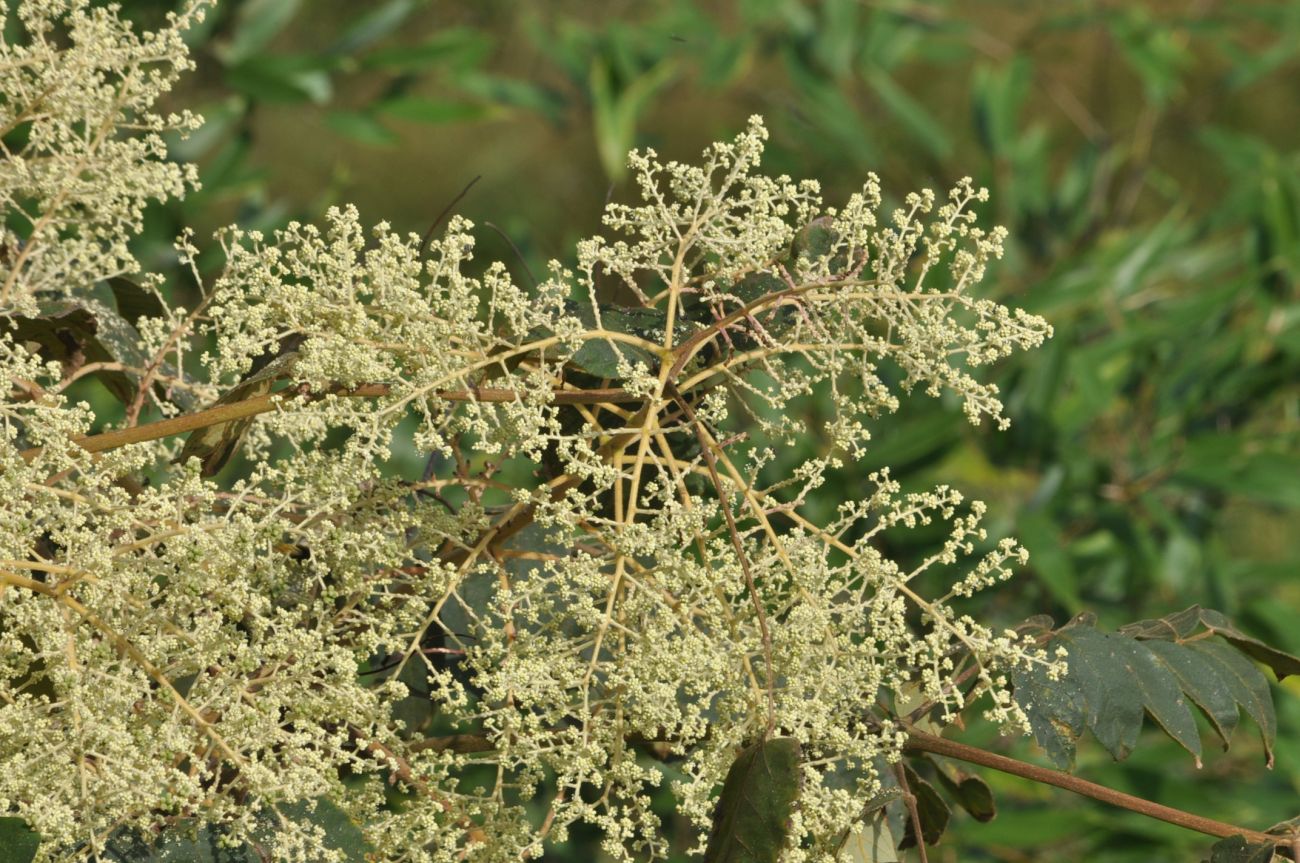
20, 383, 643, 463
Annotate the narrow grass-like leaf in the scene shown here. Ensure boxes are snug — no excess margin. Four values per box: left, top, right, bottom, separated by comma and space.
1013, 612, 1282, 769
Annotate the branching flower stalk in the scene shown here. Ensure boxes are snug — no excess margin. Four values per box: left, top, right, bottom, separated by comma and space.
11, 2, 1276, 862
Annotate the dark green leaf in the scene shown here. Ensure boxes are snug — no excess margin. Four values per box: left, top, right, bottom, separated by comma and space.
5, 298, 144, 405
565, 300, 667, 378
791, 216, 837, 263
1012, 642, 1085, 768
0, 818, 40, 863
1120, 606, 1300, 681
102, 796, 371, 861
929, 766, 996, 823
897, 765, 949, 849
1013, 613, 1281, 769
326, 110, 398, 147
704, 737, 802, 863
273, 798, 371, 860
104, 277, 164, 327
1206, 834, 1276, 863
1197, 609, 1300, 681
1141, 639, 1240, 750
1063, 625, 1202, 762
1186, 640, 1276, 767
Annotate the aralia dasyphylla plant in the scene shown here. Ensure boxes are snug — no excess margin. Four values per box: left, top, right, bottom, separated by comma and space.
0, 2, 1297, 862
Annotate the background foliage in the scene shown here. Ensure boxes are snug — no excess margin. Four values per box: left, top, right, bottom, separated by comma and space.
58, 0, 1300, 860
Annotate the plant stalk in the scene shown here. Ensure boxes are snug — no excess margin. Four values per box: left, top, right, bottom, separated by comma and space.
904, 729, 1284, 850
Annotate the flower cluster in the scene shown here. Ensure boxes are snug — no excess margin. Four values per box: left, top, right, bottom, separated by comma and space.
0, 3, 1059, 861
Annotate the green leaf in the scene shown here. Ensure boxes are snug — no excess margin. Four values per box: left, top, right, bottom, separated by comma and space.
226, 56, 332, 105
589, 56, 678, 181
1174, 434, 1300, 509
1012, 612, 1283, 769
565, 300, 668, 378
361, 29, 491, 73
1015, 510, 1083, 613
328, 0, 417, 56
1107, 7, 1190, 106
704, 737, 802, 863
455, 73, 566, 124
971, 57, 1031, 157
0, 817, 40, 863
326, 110, 398, 147
220, 0, 302, 65
1121, 606, 1300, 681
929, 765, 996, 823
862, 68, 951, 160
1206, 834, 1276, 863
378, 96, 488, 125
781, 46, 878, 168
897, 765, 950, 848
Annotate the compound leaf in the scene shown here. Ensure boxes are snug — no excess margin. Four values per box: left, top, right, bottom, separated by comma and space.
1012, 610, 1283, 768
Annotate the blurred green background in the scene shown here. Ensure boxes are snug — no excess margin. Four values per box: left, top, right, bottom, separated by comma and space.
113, 0, 1300, 859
